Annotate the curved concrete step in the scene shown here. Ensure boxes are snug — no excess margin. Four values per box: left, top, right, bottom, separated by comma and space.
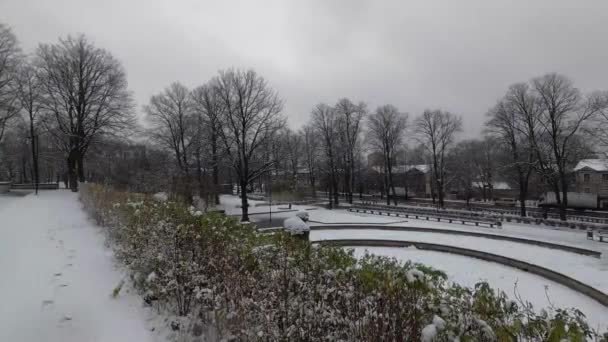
310, 225, 601, 258
315, 239, 608, 308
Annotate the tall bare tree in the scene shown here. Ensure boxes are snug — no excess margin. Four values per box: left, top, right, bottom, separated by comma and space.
279, 128, 302, 191
301, 124, 320, 198
530, 74, 608, 219
15, 61, 43, 192
36, 35, 134, 191
312, 103, 339, 207
486, 84, 538, 216
448, 140, 477, 207
214, 69, 284, 222
414, 109, 462, 208
367, 104, 408, 205
334, 98, 366, 204
469, 137, 499, 201
145, 82, 197, 202
0, 24, 21, 143
191, 83, 223, 205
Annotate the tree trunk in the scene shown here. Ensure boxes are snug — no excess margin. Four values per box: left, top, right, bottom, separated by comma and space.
560, 176, 568, 221
240, 178, 249, 222
31, 134, 39, 195
77, 155, 85, 183
196, 150, 203, 199
349, 153, 355, 204
518, 181, 528, 217
384, 162, 390, 206
67, 151, 78, 192
330, 162, 339, 206
212, 131, 220, 205
551, 184, 562, 220
387, 154, 397, 206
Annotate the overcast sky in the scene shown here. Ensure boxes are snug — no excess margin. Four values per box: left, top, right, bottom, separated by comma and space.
2, 0, 608, 137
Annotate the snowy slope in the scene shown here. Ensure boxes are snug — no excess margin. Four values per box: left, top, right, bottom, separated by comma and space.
0, 191, 160, 342
350, 247, 608, 331
310, 228, 608, 293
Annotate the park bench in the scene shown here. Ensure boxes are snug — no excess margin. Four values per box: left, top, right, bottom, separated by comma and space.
349, 207, 500, 228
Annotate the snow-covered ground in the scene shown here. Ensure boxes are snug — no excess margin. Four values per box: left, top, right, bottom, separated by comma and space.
350, 247, 608, 331
214, 196, 608, 330
0, 191, 160, 342
311, 229, 608, 293
0, 195, 12, 209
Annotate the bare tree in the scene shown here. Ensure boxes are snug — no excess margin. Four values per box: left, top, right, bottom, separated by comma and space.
448, 140, 477, 207
469, 137, 499, 202
530, 74, 608, 219
367, 104, 408, 205
301, 124, 320, 198
591, 92, 608, 148
0, 24, 21, 143
414, 109, 462, 208
191, 83, 223, 205
214, 69, 284, 222
145, 82, 197, 202
312, 103, 339, 208
486, 84, 538, 216
274, 127, 302, 192
36, 35, 134, 191
15, 61, 43, 192
334, 98, 366, 204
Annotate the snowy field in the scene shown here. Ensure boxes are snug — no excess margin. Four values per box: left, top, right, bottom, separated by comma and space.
349, 247, 608, 331
0, 191, 160, 342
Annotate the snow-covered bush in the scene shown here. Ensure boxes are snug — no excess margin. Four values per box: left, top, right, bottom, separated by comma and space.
283, 214, 309, 235
80, 184, 607, 341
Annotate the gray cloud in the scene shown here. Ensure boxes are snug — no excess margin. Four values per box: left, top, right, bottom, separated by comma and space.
2, 0, 608, 137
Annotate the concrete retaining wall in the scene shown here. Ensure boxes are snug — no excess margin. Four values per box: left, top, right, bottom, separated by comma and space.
316, 239, 608, 307
311, 225, 601, 258
10, 183, 59, 190
350, 207, 500, 228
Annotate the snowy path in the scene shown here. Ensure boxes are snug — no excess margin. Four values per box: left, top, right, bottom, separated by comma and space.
0, 191, 158, 342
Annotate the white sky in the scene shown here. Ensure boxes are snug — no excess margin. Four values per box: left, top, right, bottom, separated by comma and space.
2, 0, 608, 137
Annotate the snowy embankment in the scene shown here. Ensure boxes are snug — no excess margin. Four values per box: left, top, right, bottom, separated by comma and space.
0, 191, 159, 342
349, 247, 608, 331
310, 229, 608, 294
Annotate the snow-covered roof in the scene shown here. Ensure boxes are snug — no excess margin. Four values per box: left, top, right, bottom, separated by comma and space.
472, 181, 512, 190
394, 164, 431, 174
574, 159, 608, 172
370, 164, 431, 174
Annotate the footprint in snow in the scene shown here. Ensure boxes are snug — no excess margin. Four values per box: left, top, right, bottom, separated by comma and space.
41, 299, 55, 309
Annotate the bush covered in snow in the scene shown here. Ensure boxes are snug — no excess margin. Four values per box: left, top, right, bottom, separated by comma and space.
80, 184, 607, 341
283, 213, 310, 235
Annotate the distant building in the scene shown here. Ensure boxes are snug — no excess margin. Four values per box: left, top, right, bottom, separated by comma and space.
471, 181, 514, 200
573, 159, 608, 208
368, 163, 433, 198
